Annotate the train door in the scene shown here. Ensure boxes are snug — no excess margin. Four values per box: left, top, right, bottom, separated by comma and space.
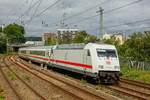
48, 49, 54, 65
83, 50, 89, 74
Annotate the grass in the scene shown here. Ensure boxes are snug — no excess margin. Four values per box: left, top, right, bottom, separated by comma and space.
7, 71, 17, 81
0, 86, 4, 100
22, 75, 30, 82
0, 96, 4, 100
80, 79, 87, 84
95, 84, 106, 90
121, 66, 150, 84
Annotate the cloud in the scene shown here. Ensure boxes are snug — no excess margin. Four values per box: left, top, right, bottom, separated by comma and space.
0, 0, 149, 36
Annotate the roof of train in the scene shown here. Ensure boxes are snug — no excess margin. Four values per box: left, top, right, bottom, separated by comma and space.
19, 43, 116, 51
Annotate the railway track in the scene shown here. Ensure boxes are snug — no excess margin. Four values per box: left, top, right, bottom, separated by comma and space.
108, 84, 150, 100
10, 55, 119, 100
107, 76, 150, 99
120, 78, 150, 90
2, 56, 46, 100
0, 56, 21, 100
16, 55, 150, 100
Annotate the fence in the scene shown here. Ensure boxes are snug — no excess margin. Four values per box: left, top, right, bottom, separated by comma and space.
119, 57, 150, 71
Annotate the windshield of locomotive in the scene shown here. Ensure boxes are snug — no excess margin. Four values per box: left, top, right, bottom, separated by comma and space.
97, 49, 117, 58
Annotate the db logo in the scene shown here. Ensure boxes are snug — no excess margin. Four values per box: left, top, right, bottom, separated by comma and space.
106, 58, 112, 65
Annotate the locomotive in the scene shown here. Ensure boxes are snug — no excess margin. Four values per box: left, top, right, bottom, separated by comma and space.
19, 43, 120, 83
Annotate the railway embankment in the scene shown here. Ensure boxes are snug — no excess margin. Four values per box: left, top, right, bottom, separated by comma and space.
0, 55, 150, 100
121, 66, 150, 84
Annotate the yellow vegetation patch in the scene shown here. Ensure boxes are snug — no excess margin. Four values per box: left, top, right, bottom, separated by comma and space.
0, 86, 4, 100
121, 66, 150, 84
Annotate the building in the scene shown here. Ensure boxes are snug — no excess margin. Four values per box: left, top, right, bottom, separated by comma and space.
102, 33, 125, 45
103, 33, 111, 40
42, 32, 57, 43
112, 33, 124, 45
25, 41, 44, 46
57, 28, 79, 39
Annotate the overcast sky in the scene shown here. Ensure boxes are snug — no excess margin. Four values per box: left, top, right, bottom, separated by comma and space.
0, 0, 150, 37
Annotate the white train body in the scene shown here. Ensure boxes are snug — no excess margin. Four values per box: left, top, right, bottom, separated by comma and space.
19, 43, 120, 83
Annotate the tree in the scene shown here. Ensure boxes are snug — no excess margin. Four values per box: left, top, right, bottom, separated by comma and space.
125, 32, 145, 61
85, 35, 97, 43
0, 36, 6, 53
102, 35, 120, 46
143, 31, 150, 60
45, 37, 57, 45
0, 27, 2, 32
62, 31, 72, 44
73, 31, 88, 43
57, 31, 73, 44
3, 23, 25, 44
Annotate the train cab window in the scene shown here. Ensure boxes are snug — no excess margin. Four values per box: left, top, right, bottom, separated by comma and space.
87, 50, 91, 56
97, 49, 117, 58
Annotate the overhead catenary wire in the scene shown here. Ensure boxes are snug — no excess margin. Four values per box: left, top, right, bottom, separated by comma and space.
25, 0, 147, 36
46, 0, 143, 30
67, 0, 143, 25
87, 18, 150, 32
63, 0, 110, 21
108, 26, 150, 33
46, 0, 143, 27
6, 0, 29, 24
15, 0, 41, 23
25, 0, 61, 24
87, 18, 150, 31
48, 0, 111, 27
27, 0, 43, 23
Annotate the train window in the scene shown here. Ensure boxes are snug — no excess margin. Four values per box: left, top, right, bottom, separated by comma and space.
87, 50, 91, 56
97, 49, 117, 58
21, 50, 26, 54
30, 51, 45, 56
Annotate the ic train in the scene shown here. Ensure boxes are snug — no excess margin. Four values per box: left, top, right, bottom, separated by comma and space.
19, 43, 120, 84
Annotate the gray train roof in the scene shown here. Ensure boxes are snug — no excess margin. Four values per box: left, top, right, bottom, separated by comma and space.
56, 43, 85, 49
19, 43, 115, 51
19, 46, 54, 51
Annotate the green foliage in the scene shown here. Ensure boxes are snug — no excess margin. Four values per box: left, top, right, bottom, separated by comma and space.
57, 31, 97, 44
103, 31, 150, 61
0, 96, 4, 100
45, 37, 57, 45
7, 71, 17, 81
85, 35, 97, 43
123, 32, 150, 61
22, 75, 31, 82
0, 86, 4, 100
62, 32, 72, 44
73, 31, 88, 43
0, 27, 2, 32
121, 66, 150, 84
80, 79, 87, 84
73, 31, 97, 43
3, 23, 25, 44
57, 31, 73, 44
0, 36, 6, 54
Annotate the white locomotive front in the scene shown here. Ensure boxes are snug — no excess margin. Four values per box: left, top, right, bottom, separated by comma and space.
19, 43, 120, 84
85, 43, 120, 83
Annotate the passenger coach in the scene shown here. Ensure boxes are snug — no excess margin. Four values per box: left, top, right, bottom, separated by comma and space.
19, 43, 120, 83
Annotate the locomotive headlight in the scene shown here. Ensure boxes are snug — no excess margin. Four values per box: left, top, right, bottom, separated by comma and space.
114, 66, 119, 69
98, 65, 104, 69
